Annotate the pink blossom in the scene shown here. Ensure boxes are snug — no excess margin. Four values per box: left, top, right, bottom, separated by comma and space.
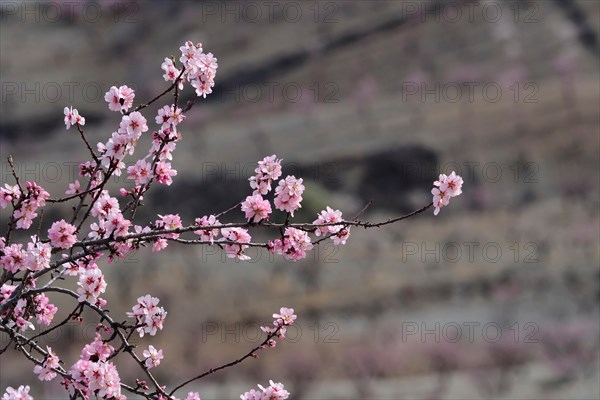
33, 347, 59, 381
1, 284, 17, 305
25, 181, 49, 207
88, 219, 109, 240
48, 220, 77, 249
65, 180, 81, 195
127, 159, 153, 186
10, 182, 49, 230
64, 106, 85, 130
6, 298, 34, 331
260, 307, 298, 344
273, 307, 297, 326
151, 130, 178, 161
92, 190, 120, 219
79, 161, 97, 177
156, 213, 183, 239
127, 295, 167, 337
34, 294, 57, 326
105, 211, 131, 238
0, 244, 25, 273
155, 161, 177, 185
143, 345, 164, 368
76, 267, 107, 304
249, 155, 282, 195
2, 385, 33, 400
155, 105, 172, 130
434, 171, 463, 197
259, 381, 290, 400
24, 238, 52, 271
152, 238, 168, 252
432, 171, 463, 215
198, 52, 218, 74
69, 354, 122, 399
104, 85, 135, 112
240, 381, 289, 400
269, 228, 313, 261
156, 105, 186, 130
179, 41, 203, 69
190, 73, 214, 98
181, 42, 217, 99
81, 333, 114, 362
432, 187, 451, 216
185, 393, 201, 400
13, 202, 38, 230
221, 227, 252, 260
168, 105, 186, 126
161, 58, 184, 89
120, 111, 148, 141
193, 215, 221, 244
331, 227, 351, 245
239, 389, 262, 400
0, 184, 21, 208
97, 131, 129, 170
274, 176, 304, 216
241, 194, 272, 223
313, 206, 343, 236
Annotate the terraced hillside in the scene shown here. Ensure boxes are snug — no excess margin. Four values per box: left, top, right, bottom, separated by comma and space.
1, 1, 599, 399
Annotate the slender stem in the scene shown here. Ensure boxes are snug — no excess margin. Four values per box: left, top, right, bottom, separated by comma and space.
169, 325, 283, 396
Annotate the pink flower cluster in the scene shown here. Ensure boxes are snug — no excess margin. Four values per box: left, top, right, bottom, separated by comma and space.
155, 214, 183, 239
2, 386, 33, 400
174, 41, 218, 98
0, 283, 55, 332
33, 293, 58, 326
98, 110, 148, 175
240, 380, 289, 400
0, 236, 51, 273
155, 104, 186, 131
0, 284, 17, 321
249, 155, 282, 195
274, 176, 305, 216
77, 266, 107, 305
154, 160, 177, 186
104, 85, 135, 113
68, 333, 123, 399
33, 346, 59, 381
88, 191, 131, 241
64, 106, 85, 130
0, 244, 26, 273
127, 159, 152, 186
48, 220, 78, 250
125, 104, 184, 192
163, 393, 201, 400
269, 228, 313, 262
260, 307, 297, 347
150, 213, 183, 252
1, 181, 50, 230
65, 180, 81, 195
221, 228, 252, 260
313, 206, 350, 245
193, 215, 220, 244
432, 171, 463, 215
126, 294, 167, 337
241, 194, 272, 223
7, 298, 34, 331
0, 184, 20, 208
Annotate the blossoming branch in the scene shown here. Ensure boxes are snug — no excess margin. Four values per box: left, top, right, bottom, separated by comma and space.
0, 40, 462, 400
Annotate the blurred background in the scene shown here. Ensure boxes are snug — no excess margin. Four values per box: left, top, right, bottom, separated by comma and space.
1, 1, 599, 399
